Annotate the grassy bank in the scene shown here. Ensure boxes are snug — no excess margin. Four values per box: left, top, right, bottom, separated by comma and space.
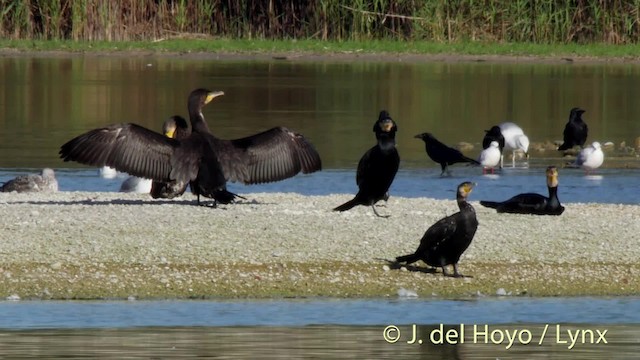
3, 38, 640, 60
1, 1, 639, 44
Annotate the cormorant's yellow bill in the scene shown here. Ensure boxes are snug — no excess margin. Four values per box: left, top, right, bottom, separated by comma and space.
205, 91, 225, 104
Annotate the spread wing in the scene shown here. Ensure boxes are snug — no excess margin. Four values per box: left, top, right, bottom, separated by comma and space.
213, 127, 322, 184
59, 123, 180, 181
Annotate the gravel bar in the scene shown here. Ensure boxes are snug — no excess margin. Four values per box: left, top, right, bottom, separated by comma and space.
0, 191, 638, 299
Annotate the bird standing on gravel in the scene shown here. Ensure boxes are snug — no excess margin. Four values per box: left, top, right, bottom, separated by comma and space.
334, 110, 399, 218
558, 107, 588, 151
395, 182, 478, 277
1, 168, 58, 193
480, 166, 564, 215
414, 132, 479, 176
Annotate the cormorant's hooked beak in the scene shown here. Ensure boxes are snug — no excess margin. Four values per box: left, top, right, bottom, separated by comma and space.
414, 134, 424, 139
205, 91, 225, 104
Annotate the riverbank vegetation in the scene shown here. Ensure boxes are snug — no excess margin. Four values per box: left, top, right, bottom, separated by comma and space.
1, 0, 639, 45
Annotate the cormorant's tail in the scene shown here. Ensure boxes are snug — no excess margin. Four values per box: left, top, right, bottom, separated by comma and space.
214, 189, 246, 204
479, 200, 500, 209
395, 253, 420, 264
333, 197, 360, 212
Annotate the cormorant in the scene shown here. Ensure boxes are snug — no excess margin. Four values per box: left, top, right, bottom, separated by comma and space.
499, 122, 530, 167
334, 110, 399, 218
150, 116, 191, 199
558, 107, 588, 151
60, 88, 322, 206
414, 132, 479, 176
478, 141, 501, 174
482, 126, 505, 152
1, 168, 58, 193
395, 182, 478, 277
572, 141, 604, 174
480, 166, 564, 215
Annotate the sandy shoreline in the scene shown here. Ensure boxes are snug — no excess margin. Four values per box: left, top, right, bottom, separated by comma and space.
0, 191, 638, 299
3, 47, 640, 65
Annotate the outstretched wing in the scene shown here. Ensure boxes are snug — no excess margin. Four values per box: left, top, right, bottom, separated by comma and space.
213, 127, 322, 184
59, 123, 179, 181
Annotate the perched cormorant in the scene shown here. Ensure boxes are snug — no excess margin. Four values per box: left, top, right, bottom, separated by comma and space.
334, 110, 399, 217
1, 168, 58, 193
478, 141, 501, 174
150, 116, 191, 199
499, 122, 530, 167
60, 88, 322, 206
395, 182, 478, 277
558, 107, 588, 151
414, 132, 479, 176
480, 166, 564, 215
572, 141, 604, 174
482, 126, 505, 153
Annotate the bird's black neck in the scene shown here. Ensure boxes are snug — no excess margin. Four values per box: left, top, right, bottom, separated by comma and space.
547, 186, 560, 208
377, 133, 396, 152
456, 196, 474, 212
189, 108, 210, 133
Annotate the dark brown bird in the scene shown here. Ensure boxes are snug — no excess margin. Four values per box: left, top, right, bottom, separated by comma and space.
60, 88, 322, 206
395, 182, 478, 277
480, 166, 564, 215
334, 110, 399, 218
150, 116, 190, 199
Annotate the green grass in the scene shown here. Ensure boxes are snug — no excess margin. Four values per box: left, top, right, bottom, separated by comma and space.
2, 38, 640, 59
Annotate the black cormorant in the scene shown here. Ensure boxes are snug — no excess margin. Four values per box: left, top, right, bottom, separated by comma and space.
558, 107, 588, 151
480, 166, 564, 215
395, 182, 478, 277
60, 88, 322, 206
414, 132, 479, 176
1, 168, 58, 193
334, 110, 399, 218
150, 116, 190, 199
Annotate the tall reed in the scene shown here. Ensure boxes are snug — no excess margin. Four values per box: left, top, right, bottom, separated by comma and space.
0, 0, 638, 43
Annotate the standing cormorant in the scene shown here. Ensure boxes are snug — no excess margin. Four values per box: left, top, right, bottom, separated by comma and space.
150, 116, 191, 199
480, 166, 564, 215
60, 88, 322, 206
334, 110, 399, 217
414, 132, 479, 176
395, 182, 478, 277
1, 168, 58, 193
558, 108, 588, 151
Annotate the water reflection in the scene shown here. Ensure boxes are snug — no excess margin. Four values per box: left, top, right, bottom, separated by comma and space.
1, 56, 639, 169
0, 325, 636, 359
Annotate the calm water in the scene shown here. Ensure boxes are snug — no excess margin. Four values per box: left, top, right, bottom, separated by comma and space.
0, 298, 639, 358
1, 55, 640, 357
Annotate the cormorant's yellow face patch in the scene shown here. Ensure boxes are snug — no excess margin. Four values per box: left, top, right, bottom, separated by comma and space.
205, 91, 225, 104
459, 182, 476, 197
379, 120, 394, 132
165, 128, 176, 139
546, 166, 559, 187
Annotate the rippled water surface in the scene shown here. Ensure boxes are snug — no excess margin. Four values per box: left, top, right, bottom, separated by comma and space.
0, 298, 639, 359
